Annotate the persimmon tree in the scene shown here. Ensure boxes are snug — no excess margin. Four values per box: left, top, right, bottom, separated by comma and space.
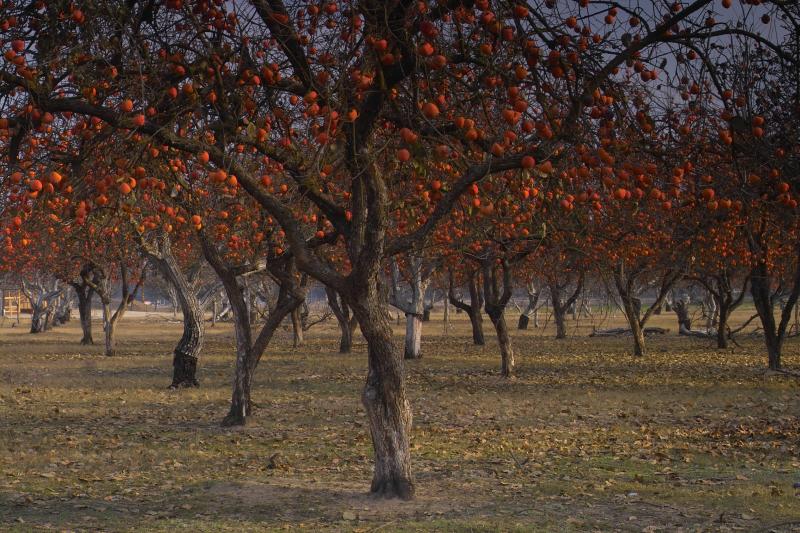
388, 252, 438, 360
672, 29, 800, 367
2, 0, 795, 500
447, 265, 486, 345
523, 208, 592, 339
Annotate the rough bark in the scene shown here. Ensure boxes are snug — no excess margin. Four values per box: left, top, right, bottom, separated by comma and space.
143, 234, 204, 388
751, 263, 782, 370
548, 273, 585, 339
22, 279, 63, 334
716, 302, 730, 349
694, 272, 749, 350
348, 285, 414, 500
200, 233, 306, 426
448, 270, 485, 345
52, 294, 72, 326
590, 326, 669, 337
517, 283, 540, 330
482, 261, 515, 377
490, 312, 514, 377
404, 313, 422, 360
30, 305, 47, 333
618, 291, 646, 357
388, 256, 434, 360
86, 263, 145, 357
326, 285, 358, 353
553, 305, 567, 339
612, 262, 681, 358
746, 233, 800, 371
103, 303, 116, 357
221, 273, 255, 426
672, 297, 692, 331
291, 306, 304, 348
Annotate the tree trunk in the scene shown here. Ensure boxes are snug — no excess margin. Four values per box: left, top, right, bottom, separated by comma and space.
443, 291, 450, 335
631, 319, 646, 357
202, 235, 307, 426
388, 256, 430, 361
291, 307, 304, 348
766, 335, 782, 371
553, 305, 567, 339
467, 307, 485, 345
168, 283, 203, 388
518, 285, 539, 330
489, 312, 514, 377
326, 286, 357, 353
342, 318, 357, 353
467, 275, 485, 345
548, 275, 583, 340
613, 263, 649, 357
221, 274, 255, 426
481, 261, 515, 376
349, 285, 414, 500
146, 236, 205, 388
225, 279, 304, 425
620, 295, 646, 357
52, 295, 71, 326
751, 265, 782, 370
77, 287, 94, 344
447, 270, 485, 345
673, 299, 692, 331
404, 313, 422, 359
104, 303, 117, 357
43, 306, 55, 331
30, 305, 47, 333
717, 302, 730, 349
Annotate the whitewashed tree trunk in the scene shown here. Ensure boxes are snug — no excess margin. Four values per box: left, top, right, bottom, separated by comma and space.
388, 255, 435, 360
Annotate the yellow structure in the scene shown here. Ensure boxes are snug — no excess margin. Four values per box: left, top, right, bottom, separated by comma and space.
1, 287, 32, 319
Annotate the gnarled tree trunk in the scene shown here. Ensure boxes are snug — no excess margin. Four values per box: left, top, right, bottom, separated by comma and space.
89, 263, 145, 357
144, 234, 204, 388
699, 271, 749, 350
672, 296, 692, 332
518, 283, 540, 330
612, 262, 680, 358
326, 286, 358, 353
22, 279, 62, 334
750, 260, 795, 371
291, 306, 304, 348
200, 233, 307, 426
482, 261, 515, 377
448, 269, 485, 345
388, 255, 435, 360
30, 305, 48, 333
548, 272, 584, 340
348, 279, 414, 500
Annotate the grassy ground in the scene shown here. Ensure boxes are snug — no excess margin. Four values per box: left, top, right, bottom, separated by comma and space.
0, 306, 798, 532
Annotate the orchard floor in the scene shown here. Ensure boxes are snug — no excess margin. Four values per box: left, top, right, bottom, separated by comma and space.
0, 308, 799, 532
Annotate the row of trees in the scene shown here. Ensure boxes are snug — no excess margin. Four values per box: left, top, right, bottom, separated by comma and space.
1, 0, 798, 500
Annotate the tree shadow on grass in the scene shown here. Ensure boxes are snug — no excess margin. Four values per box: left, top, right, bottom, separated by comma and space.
0, 477, 464, 531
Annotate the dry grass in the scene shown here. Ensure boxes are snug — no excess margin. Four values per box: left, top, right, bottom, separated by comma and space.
0, 306, 799, 532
